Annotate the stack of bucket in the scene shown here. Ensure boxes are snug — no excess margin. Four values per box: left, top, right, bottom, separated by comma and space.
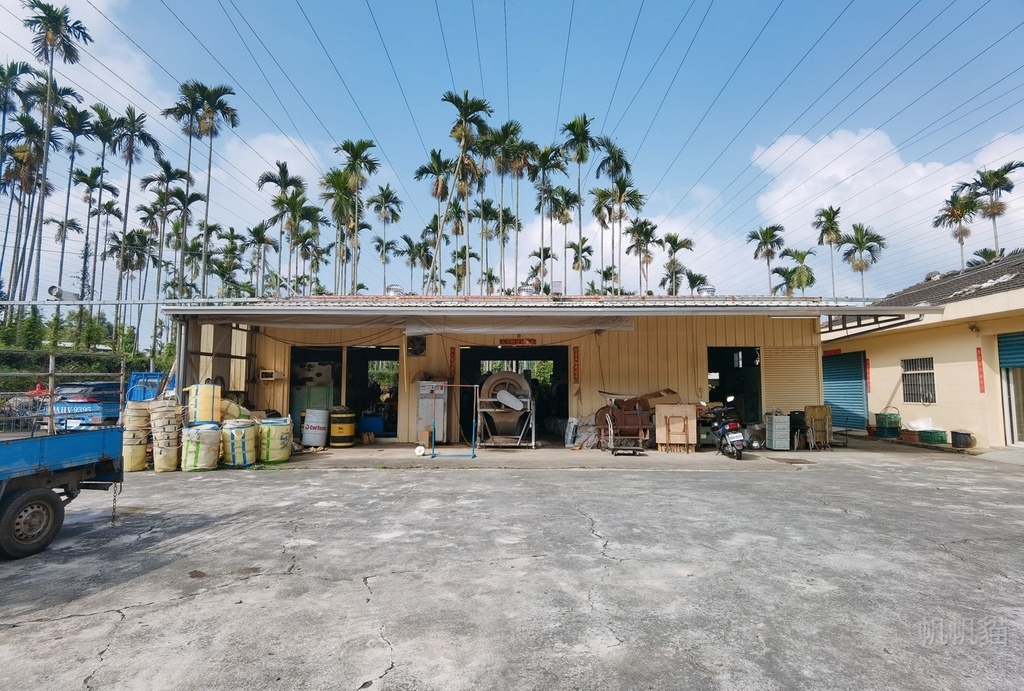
183, 383, 222, 472
122, 400, 150, 472
149, 399, 183, 472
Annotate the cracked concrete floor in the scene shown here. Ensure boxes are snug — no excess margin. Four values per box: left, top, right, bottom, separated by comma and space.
2, 446, 1024, 690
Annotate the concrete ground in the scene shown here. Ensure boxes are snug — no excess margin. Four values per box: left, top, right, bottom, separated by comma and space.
3, 439, 1024, 690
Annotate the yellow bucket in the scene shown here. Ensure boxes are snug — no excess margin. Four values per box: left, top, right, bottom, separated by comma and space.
187, 383, 222, 425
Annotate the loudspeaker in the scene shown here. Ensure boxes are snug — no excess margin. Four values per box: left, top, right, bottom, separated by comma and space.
406, 335, 427, 357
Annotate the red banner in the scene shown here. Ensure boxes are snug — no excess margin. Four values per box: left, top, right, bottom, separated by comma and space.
449, 347, 456, 382
977, 347, 985, 393
572, 346, 580, 384
865, 358, 871, 394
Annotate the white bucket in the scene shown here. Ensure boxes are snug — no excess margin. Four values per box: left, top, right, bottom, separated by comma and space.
187, 383, 222, 425
301, 409, 329, 447
182, 424, 221, 472
222, 419, 257, 468
259, 417, 292, 463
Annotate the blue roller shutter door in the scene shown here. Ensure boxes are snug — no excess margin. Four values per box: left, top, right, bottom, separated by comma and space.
823, 352, 868, 429
998, 333, 1024, 367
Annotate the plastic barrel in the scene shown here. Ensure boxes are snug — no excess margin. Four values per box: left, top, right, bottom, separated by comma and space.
259, 417, 292, 463
302, 409, 329, 447
221, 419, 258, 468
187, 383, 222, 425
182, 424, 221, 472
329, 407, 356, 448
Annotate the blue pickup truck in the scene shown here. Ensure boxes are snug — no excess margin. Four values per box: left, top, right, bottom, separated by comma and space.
0, 428, 124, 559
35, 381, 123, 429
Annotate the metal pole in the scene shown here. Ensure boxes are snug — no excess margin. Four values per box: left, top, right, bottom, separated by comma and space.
47, 352, 55, 436
174, 319, 187, 401
340, 346, 348, 406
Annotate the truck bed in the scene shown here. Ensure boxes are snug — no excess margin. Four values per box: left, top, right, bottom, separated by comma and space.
0, 428, 124, 482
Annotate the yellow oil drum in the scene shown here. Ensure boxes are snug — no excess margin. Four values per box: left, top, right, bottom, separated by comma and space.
329, 407, 356, 448
187, 383, 222, 425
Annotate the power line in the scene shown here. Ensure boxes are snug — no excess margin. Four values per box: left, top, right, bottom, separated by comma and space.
552, 0, 576, 141
647, 0, 855, 201
215, 0, 324, 175
363, 0, 429, 158
599, 0, 645, 133
471, 0, 486, 99
293, 0, 425, 226
434, 0, 457, 91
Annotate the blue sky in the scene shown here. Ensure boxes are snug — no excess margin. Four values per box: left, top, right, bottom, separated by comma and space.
3, 0, 1024, 300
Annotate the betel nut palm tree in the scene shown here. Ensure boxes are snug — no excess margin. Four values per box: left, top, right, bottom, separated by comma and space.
197, 83, 239, 296
839, 223, 886, 300
780, 247, 816, 296
413, 149, 454, 292
111, 105, 160, 344
23, 0, 91, 302
932, 190, 979, 271
335, 138, 379, 294
812, 205, 841, 298
747, 224, 785, 295
367, 183, 402, 292
258, 160, 305, 293
162, 80, 204, 295
659, 232, 695, 296
561, 114, 597, 294
441, 90, 492, 294
955, 161, 1024, 255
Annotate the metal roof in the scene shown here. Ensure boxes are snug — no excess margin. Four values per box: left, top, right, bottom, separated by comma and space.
873, 253, 1024, 307
162, 294, 942, 327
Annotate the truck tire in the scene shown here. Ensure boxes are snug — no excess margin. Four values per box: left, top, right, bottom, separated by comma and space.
0, 488, 65, 559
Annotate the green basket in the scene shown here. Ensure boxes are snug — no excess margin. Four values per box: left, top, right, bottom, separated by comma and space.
919, 430, 947, 444
875, 407, 901, 428
876, 426, 900, 439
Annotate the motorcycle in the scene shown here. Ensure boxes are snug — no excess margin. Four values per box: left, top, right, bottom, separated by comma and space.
700, 395, 745, 460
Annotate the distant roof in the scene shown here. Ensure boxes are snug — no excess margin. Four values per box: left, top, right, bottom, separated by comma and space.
873, 253, 1024, 308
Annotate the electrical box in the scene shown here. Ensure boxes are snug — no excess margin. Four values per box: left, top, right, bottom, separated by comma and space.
258, 370, 283, 381
417, 381, 448, 444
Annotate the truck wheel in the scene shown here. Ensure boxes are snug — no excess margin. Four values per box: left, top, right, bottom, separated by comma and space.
0, 488, 65, 559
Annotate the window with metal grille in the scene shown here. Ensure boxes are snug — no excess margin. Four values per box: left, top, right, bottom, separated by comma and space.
901, 357, 935, 403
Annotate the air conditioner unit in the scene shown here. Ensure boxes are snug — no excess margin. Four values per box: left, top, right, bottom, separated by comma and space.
258, 370, 284, 381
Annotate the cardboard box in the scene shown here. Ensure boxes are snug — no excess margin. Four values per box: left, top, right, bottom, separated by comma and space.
654, 404, 698, 445
640, 388, 681, 411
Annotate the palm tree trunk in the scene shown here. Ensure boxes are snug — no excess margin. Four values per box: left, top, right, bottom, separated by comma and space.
114, 156, 136, 347
178, 134, 195, 297
767, 258, 773, 295
55, 143, 78, 328
151, 185, 170, 368
0, 193, 16, 280
577, 162, 583, 295
79, 199, 93, 300
828, 242, 836, 298
29, 56, 57, 303
92, 149, 109, 315
498, 173, 506, 292
514, 178, 520, 291
201, 133, 214, 296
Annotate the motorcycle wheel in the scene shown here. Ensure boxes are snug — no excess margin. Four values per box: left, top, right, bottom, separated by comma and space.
735, 447, 743, 461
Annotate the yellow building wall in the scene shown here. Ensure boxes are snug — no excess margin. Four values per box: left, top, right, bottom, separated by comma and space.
249, 315, 821, 443
836, 320, 1012, 448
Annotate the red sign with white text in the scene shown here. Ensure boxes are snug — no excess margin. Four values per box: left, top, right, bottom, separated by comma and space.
977, 347, 985, 393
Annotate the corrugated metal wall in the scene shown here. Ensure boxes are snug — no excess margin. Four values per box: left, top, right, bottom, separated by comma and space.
248, 314, 821, 442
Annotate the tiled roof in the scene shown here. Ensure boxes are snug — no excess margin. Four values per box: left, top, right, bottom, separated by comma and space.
873, 253, 1024, 307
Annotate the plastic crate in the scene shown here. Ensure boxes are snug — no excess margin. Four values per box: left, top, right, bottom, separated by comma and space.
876, 426, 900, 439
919, 430, 947, 444
875, 407, 900, 428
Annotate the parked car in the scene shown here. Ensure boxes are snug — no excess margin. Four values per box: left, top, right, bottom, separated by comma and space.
35, 381, 122, 430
